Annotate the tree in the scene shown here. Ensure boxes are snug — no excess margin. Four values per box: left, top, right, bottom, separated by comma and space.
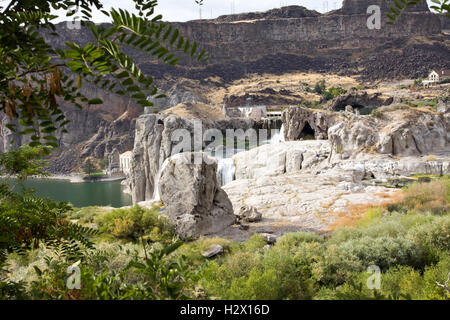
83, 158, 96, 176
0, 145, 97, 269
0, 0, 208, 148
387, 0, 449, 23
314, 80, 326, 95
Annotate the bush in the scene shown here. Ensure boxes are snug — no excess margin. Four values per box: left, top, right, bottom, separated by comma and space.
323, 87, 347, 101
314, 80, 326, 94
96, 205, 175, 244
394, 176, 449, 214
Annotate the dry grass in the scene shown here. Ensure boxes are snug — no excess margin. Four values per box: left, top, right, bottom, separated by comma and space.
326, 190, 402, 232
320, 193, 345, 209
392, 177, 450, 215
327, 203, 387, 231
326, 177, 449, 232
162, 102, 225, 121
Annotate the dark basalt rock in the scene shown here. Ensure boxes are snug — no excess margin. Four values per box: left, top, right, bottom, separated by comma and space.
338, 0, 429, 15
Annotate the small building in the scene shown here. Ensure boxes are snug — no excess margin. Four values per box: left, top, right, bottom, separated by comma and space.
424, 69, 450, 87
119, 151, 133, 175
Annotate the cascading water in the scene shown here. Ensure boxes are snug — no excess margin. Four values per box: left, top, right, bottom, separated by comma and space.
152, 156, 173, 201
217, 158, 235, 186
270, 124, 285, 143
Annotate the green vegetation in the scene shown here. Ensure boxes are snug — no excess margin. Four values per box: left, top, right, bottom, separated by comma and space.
406, 99, 439, 109
312, 80, 347, 102
387, 0, 449, 23
314, 80, 326, 95
82, 159, 97, 176
322, 86, 347, 101
95, 205, 175, 244
2, 158, 449, 299
0, 0, 207, 147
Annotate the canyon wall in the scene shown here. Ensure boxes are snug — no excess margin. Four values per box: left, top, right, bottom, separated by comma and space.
1, 2, 448, 173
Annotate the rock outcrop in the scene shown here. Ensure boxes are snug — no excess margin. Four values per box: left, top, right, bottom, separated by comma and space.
236, 205, 262, 223
158, 152, 235, 240
328, 92, 393, 113
130, 113, 256, 203
3, 2, 446, 174
223, 138, 449, 236
339, 0, 429, 15
233, 140, 331, 180
281, 107, 336, 141
329, 107, 449, 158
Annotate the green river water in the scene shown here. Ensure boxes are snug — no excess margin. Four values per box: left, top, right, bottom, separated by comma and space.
6, 178, 132, 208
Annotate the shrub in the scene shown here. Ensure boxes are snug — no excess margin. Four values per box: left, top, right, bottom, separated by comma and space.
323, 87, 347, 101
358, 207, 384, 228
395, 177, 449, 214
96, 205, 175, 244
314, 80, 326, 94
371, 109, 383, 118
70, 206, 110, 224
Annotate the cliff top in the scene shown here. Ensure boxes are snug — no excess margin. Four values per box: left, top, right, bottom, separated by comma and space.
336, 0, 429, 15
202, 1, 431, 24
211, 6, 320, 23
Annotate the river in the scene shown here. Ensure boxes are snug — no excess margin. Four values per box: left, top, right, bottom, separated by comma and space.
7, 178, 132, 208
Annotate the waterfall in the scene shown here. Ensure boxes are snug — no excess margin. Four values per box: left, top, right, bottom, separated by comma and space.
152, 156, 172, 201
270, 124, 286, 144
217, 158, 235, 186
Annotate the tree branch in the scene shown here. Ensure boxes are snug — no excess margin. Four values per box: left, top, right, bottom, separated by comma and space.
4, 63, 66, 82
436, 272, 450, 293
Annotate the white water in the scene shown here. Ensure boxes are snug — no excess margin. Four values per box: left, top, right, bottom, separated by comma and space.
217, 158, 235, 186
270, 124, 285, 143
152, 157, 171, 201
152, 125, 285, 192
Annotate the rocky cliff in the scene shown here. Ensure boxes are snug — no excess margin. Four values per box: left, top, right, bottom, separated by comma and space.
1, 2, 448, 173
130, 114, 256, 203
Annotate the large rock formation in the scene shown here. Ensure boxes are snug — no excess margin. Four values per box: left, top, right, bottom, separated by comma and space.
281, 107, 336, 141
328, 91, 393, 113
329, 106, 449, 158
2, 2, 448, 174
130, 113, 256, 203
158, 152, 235, 240
233, 140, 331, 180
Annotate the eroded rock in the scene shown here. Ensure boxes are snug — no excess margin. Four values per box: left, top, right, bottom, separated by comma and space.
158, 152, 236, 240
237, 205, 263, 223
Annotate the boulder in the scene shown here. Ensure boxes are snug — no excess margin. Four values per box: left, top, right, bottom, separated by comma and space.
260, 233, 278, 245
328, 91, 391, 113
202, 244, 224, 258
237, 205, 262, 223
130, 113, 257, 203
158, 152, 236, 240
437, 100, 449, 114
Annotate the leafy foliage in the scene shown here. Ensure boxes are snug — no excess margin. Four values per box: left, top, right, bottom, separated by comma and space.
0, 0, 208, 146
0, 145, 97, 269
387, 0, 449, 23
27, 241, 196, 300
94, 205, 175, 244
